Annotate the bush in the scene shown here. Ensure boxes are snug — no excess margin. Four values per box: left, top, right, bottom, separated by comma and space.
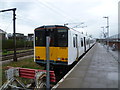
2, 39, 33, 49
3, 49, 7, 53
2, 39, 14, 49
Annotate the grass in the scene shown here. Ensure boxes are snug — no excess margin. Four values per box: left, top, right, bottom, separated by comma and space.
1, 57, 44, 86
2, 49, 33, 55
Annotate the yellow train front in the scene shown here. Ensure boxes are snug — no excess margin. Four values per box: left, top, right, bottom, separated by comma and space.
34, 25, 68, 66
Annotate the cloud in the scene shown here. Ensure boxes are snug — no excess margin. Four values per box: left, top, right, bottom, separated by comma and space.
0, 0, 119, 38
1, 0, 37, 2
16, 24, 34, 35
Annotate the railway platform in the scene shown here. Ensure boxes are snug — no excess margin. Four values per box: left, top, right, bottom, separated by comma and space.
53, 43, 118, 88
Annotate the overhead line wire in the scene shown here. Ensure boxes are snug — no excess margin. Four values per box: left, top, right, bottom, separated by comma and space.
37, 0, 85, 27
4, 20, 12, 32
41, 0, 77, 21
36, 0, 74, 22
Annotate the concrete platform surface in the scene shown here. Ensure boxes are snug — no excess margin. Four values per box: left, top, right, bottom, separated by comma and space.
53, 43, 118, 88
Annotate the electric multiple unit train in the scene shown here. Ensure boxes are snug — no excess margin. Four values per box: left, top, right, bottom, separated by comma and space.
34, 25, 95, 66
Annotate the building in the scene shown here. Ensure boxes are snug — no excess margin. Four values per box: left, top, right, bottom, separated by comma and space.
0, 29, 6, 40
28, 34, 34, 41
8, 33, 25, 40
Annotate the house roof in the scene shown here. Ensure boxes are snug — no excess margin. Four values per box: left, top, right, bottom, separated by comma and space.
0, 29, 6, 34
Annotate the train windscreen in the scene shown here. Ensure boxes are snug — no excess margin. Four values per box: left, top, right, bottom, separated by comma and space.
35, 30, 45, 46
57, 28, 68, 47
35, 28, 68, 47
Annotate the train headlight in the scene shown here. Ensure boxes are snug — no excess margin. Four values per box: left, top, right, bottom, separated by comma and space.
38, 56, 40, 59
57, 58, 61, 60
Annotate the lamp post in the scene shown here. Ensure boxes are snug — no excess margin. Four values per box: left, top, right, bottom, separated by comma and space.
103, 16, 109, 52
101, 26, 106, 45
101, 27, 105, 39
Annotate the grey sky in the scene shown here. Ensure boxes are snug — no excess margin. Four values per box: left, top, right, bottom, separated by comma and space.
0, 0, 119, 38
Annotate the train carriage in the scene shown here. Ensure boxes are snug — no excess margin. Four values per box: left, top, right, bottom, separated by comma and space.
34, 25, 95, 66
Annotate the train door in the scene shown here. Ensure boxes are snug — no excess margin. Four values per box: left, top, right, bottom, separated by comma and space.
84, 37, 86, 52
46, 28, 58, 62
88, 38, 90, 48
75, 34, 79, 59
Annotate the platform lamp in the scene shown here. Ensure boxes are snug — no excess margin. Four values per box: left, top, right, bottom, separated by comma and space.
103, 16, 109, 52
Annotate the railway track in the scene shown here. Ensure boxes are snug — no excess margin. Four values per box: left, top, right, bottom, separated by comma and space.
1, 50, 34, 61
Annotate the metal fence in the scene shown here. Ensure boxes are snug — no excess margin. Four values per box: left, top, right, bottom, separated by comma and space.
109, 33, 120, 42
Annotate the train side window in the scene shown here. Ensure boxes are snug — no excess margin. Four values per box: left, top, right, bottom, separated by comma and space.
81, 38, 83, 47
73, 37, 76, 47
35, 30, 45, 46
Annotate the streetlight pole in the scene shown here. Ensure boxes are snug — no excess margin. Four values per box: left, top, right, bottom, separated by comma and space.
101, 27, 105, 39
101, 27, 104, 44
103, 16, 109, 52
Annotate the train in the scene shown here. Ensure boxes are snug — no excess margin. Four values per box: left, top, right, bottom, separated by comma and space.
34, 25, 95, 68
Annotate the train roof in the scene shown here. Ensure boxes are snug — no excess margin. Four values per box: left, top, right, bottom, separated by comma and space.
35, 25, 69, 30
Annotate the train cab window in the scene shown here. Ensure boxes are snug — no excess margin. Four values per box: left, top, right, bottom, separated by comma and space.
35, 28, 56, 46
57, 28, 68, 47
35, 30, 45, 46
35, 27, 68, 47
81, 38, 83, 47
48, 29, 55, 46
